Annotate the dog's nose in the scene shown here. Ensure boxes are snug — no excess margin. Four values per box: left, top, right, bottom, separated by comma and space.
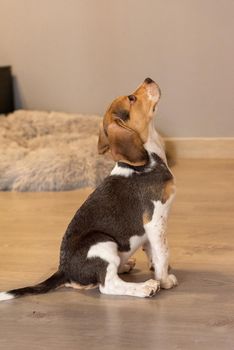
144, 77, 155, 84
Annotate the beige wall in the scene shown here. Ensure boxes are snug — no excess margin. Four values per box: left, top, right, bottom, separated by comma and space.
0, 0, 233, 136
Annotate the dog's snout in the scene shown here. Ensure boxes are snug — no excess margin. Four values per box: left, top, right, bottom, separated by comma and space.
144, 77, 155, 85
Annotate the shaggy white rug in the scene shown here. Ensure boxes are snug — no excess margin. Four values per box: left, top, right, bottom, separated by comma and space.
0, 110, 114, 191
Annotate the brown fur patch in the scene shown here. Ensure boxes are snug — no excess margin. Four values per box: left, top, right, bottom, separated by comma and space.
162, 179, 175, 203
143, 210, 152, 224
65, 282, 98, 290
107, 119, 149, 165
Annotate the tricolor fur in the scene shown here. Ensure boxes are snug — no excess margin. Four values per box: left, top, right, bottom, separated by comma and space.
0, 78, 177, 301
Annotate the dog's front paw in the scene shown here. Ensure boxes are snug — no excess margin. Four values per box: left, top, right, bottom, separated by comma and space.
160, 274, 178, 289
141, 279, 160, 297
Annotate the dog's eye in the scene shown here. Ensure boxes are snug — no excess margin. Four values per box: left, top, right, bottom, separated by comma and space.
128, 95, 137, 103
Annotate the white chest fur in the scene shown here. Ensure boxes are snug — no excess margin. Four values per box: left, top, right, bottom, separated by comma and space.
144, 194, 175, 236
144, 119, 167, 164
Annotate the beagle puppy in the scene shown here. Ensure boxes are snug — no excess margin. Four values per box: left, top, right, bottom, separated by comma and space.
0, 78, 177, 301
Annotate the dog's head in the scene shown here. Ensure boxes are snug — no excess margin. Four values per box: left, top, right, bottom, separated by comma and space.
98, 78, 161, 166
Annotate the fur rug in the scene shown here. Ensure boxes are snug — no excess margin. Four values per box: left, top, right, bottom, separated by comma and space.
0, 110, 114, 191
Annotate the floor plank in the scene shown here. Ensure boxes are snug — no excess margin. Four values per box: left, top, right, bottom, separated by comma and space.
0, 159, 234, 350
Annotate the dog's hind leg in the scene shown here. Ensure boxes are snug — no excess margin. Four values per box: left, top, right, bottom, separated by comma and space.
87, 241, 160, 298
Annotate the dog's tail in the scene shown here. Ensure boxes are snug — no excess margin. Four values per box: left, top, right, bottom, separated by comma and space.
0, 270, 67, 301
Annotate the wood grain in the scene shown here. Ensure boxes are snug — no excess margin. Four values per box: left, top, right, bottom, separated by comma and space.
165, 137, 234, 159
0, 159, 234, 350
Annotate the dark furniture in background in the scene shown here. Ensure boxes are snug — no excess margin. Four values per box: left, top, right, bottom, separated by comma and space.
0, 66, 14, 114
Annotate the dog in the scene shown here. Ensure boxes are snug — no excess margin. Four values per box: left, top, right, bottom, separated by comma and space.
0, 78, 177, 300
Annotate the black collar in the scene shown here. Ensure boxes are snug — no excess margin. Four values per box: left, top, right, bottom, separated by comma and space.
117, 154, 166, 173
117, 161, 148, 172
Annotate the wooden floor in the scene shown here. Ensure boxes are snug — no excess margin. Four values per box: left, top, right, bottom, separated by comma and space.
0, 159, 234, 350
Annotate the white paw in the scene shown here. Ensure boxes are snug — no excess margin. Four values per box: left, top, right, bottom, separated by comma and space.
127, 258, 136, 269
141, 279, 160, 297
118, 258, 136, 274
160, 274, 178, 289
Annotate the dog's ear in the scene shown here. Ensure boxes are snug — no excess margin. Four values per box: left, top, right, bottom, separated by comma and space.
105, 119, 148, 166
98, 122, 110, 154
